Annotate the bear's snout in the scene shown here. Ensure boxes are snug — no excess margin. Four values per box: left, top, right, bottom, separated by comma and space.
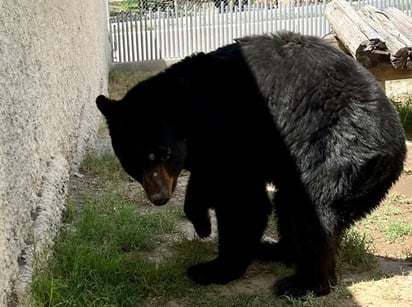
148, 191, 170, 206
142, 165, 176, 206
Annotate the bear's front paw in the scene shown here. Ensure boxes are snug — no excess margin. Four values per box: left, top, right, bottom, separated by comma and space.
192, 218, 211, 238
187, 258, 246, 285
187, 212, 211, 238
275, 275, 331, 298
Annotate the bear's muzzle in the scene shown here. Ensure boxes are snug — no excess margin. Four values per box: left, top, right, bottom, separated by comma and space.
142, 164, 177, 206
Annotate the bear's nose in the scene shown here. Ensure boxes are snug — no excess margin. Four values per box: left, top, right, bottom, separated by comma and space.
149, 192, 170, 206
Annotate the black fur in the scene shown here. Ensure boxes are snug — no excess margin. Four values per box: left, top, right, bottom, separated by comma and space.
96, 31, 406, 297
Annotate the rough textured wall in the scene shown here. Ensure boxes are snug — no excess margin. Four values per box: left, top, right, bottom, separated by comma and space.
0, 0, 110, 305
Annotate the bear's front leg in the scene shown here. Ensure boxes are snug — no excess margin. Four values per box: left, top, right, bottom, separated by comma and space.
184, 174, 212, 239
187, 184, 271, 285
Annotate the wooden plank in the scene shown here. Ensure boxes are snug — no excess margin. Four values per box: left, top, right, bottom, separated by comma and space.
325, 0, 388, 68
368, 62, 412, 81
361, 5, 412, 70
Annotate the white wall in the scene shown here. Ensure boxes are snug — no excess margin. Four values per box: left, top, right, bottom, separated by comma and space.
0, 1, 110, 305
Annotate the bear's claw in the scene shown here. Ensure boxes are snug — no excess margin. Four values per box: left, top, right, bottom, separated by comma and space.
274, 275, 331, 298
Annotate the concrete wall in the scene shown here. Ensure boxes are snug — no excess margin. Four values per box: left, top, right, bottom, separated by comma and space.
0, 0, 110, 305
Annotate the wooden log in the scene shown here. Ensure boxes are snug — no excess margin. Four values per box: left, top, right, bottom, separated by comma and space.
361, 5, 412, 69
368, 62, 412, 83
323, 32, 351, 55
324, 34, 412, 92
383, 7, 412, 69
382, 7, 412, 42
325, 0, 388, 68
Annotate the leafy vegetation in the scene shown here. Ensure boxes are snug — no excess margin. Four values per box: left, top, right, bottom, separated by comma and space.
120, 0, 139, 12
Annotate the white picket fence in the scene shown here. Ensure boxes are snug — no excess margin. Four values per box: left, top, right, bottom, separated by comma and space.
109, 0, 412, 63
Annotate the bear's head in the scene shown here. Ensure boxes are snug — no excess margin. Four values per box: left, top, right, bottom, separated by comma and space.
96, 79, 188, 206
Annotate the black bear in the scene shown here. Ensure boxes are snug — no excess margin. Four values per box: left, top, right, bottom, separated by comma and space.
96, 32, 406, 297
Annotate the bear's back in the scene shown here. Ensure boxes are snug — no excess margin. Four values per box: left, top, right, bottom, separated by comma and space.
235, 32, 405, 207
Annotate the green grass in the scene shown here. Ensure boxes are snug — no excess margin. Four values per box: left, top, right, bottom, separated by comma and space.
356, 194, 412, 243
108, 69, 154, 100
31, 153, 370, 306
81, 153, 129, 183
384, 221, 412, 243
109, 0, 133, 16
392, 97, 412, 140
30, 148, 380, 306
30, 192, 188, 307
32, 69, 411, 306
338, 229, 376, 271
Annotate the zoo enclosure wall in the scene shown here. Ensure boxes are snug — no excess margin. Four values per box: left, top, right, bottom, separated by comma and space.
0, 0, 111, 305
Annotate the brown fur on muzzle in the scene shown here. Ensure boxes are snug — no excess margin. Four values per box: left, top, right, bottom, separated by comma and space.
142, 165, 177, 206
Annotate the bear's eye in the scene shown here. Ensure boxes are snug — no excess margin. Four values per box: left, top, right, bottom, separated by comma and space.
148, 153, 155, 161
161, 154, 170, 162
158, 147, 173, 162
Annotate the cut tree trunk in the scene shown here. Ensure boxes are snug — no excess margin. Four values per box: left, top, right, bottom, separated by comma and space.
361, 5, 412, 69
325, 0, 388, 68
383, 7, 412, 41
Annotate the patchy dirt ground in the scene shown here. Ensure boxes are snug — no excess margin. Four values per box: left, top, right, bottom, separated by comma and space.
221, 143, 412, 307
222, 143, 412, 307
84, 127, 412, 306
346, 143, 412, 307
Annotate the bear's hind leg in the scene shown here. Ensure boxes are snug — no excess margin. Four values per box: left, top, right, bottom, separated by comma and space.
275, 237, 338, 297
274, 193, 339, 297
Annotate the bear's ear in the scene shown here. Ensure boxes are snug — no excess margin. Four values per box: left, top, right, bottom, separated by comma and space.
96, 95, 118, 118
